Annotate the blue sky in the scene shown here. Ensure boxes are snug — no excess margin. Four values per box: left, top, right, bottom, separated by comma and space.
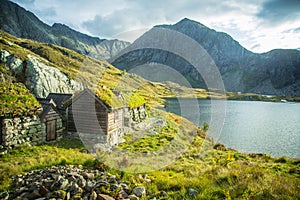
11, 0, 300, 53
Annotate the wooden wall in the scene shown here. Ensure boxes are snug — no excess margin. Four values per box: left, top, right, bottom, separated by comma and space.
107, 108, 124, 134
67, 91, 108, 135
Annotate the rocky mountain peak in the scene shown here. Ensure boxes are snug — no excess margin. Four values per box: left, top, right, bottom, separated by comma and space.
0, 0, 130, 59
112, 18, 300, 97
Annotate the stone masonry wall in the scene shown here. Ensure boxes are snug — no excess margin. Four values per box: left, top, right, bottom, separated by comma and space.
0, 116, 46, 154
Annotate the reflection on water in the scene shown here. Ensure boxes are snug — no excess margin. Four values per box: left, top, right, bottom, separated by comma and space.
165, 99, 300, 158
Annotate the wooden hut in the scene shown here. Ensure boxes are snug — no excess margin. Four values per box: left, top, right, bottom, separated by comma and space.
65, 89, 128, 147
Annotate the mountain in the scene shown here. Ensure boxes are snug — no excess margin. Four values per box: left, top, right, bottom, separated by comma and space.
111, 18, 300, 97
0, 0, 130, 60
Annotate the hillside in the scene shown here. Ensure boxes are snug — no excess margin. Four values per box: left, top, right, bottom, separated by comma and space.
0, 0, 130, 60
111, 18, 300, 97
0, 30, 173, 109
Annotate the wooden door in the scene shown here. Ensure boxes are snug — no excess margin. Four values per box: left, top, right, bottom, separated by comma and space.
46, 120, 56, 141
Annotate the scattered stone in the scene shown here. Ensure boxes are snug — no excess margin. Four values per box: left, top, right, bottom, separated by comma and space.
0, 191, 9, 200
132, 186, 146, 197
97, 194, 115, 200
160, 191, 168, 197
187, 188, 198, 196
89, 191, 97, 200
82, 172, 94, 180
128, 194, 139, 200
118, 190, 129, 199
27, 189, 42, 199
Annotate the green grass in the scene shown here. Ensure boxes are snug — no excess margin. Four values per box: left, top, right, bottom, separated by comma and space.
0, 113, 299, 199
0, 81, 41, 117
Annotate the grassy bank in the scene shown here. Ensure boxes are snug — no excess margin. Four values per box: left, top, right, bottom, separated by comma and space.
1, 111, 299, 199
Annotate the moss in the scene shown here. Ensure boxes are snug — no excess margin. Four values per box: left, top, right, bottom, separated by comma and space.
0, 81, 41, 117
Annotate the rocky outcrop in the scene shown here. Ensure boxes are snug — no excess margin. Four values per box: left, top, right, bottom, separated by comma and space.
6, 165, 146, 200
0, 0, 130, 60
0, 50, 83, 98
112, 18, 300, 97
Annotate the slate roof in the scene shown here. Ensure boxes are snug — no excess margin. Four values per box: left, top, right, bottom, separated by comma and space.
36, 98, 58, 120
46, 93, 72, 110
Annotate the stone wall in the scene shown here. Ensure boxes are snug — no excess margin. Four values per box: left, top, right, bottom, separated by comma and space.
129, 105, 147, 123
0, 116, 46, 154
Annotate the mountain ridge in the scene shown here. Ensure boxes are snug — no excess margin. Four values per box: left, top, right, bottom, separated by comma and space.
111, 18, 300, 97
0, 0, 130, 60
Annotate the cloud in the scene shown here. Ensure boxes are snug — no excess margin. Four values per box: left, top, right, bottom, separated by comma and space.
81, 0, 261, 39
257, 0, 300, 26
9, 0, 300, 52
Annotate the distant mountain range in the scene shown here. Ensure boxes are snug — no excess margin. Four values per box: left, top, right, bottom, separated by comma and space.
112, 18, 300, 97
0, 0, 130, 60
1, 0, 299, 97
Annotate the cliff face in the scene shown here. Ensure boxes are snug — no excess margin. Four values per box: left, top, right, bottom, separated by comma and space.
0, 0, 130, 60
0, 50, 83, 98
112, 18, 300, 96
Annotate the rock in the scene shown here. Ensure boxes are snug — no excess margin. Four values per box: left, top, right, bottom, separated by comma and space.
59, 178, 69, 190
82, 172, 94, 180
39, 185, 49, 196
187, 188, 198, 196
160, 191, 168, 197
97, 194, 115, 200
77, 175, 87, 188
89, 191, 97, 200
66, 192, 71, 200
118, 190, 128, 199
128, 194, 139, 200
0, 191, 9, 200
70, 183, 83, 196
85, 180, 94, 192
27, 189, 42, 199
51, 190, 66, 199
132, 187, 146, 197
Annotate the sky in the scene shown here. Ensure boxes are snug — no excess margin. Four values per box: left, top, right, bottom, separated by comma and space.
11, 0, 300, 53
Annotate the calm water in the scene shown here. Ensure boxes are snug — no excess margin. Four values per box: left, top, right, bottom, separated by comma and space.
164, 99, 300, 158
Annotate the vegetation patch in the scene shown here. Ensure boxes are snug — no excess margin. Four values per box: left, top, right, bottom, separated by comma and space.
0, 81, 40, 117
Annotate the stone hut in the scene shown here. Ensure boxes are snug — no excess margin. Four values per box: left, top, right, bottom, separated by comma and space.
37, 98, 64, 141
45, 93, 72, 132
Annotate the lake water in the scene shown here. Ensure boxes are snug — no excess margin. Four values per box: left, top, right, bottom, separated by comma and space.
164, 99, 300, 158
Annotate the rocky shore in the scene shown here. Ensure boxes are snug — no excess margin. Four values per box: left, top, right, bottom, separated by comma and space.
2, 165, 148, 200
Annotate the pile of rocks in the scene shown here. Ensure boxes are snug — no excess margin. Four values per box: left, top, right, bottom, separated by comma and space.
5, 165, 147, 200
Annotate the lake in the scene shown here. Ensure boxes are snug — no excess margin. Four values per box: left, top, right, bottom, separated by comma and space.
164, 99, 300, 158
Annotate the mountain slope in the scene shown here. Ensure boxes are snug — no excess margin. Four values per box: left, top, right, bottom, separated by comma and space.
0, 0, 130, 60
0, 30, 179, 108
111, 18, 300, 97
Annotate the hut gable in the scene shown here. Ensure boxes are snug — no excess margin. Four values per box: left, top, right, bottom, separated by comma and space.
66, 89, 129, 147
66, 89, 110, 134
